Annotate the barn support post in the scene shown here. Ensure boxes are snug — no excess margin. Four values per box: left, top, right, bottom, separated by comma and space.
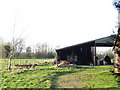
91, 42, 97, 66
56, 55, 58, 66
70, 50, 74, 60
56, 51, 60, 66
93, 42, 96, 66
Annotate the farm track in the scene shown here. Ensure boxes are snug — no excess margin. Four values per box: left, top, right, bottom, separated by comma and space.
57, 75, 86, 88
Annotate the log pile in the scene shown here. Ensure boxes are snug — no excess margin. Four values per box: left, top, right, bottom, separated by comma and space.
15, 64, 38, 68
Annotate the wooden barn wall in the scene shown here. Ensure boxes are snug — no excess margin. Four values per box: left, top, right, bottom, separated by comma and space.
56, 44, 93, 65
76, 46, 92, 65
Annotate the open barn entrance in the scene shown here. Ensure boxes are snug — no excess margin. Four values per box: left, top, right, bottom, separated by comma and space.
96, 47, 114, 65
96, 47, 113, 58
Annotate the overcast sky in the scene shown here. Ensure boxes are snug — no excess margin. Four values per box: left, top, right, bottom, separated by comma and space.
0, 0, 118, 49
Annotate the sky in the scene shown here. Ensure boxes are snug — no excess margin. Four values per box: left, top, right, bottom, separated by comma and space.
0, 0, 118, 49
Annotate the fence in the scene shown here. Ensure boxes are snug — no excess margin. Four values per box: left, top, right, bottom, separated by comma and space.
1, 58, 55, 70
14, 58, 55, 65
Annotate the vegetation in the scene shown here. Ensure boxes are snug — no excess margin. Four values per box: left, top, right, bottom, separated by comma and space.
1, 41, 56, 70
1, 59, 119, 88
1, 42, 56, 59
57, 65, 118, 88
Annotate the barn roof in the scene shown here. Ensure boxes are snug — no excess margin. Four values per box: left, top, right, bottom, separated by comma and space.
56, 34, 116, 51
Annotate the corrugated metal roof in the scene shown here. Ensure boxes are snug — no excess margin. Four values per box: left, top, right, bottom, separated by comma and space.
95, 35, 115, 44
56, 34, 116, 51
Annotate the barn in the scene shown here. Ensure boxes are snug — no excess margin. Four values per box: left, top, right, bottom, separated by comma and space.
56, 35, 116, 65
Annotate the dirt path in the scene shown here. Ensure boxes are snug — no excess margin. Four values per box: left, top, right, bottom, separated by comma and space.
57, 74, 86, 88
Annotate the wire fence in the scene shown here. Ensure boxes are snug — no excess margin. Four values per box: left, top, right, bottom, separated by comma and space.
0, 58, 55, 70
14, 59, 55, 65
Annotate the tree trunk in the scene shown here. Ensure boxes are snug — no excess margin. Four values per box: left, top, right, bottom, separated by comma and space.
114, 52, 120, 73
8, 58, 12, 71
8, 54, 13, 71
114, 26, 120, 73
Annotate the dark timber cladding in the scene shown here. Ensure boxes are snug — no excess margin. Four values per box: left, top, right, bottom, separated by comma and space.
56, 35, 116, 65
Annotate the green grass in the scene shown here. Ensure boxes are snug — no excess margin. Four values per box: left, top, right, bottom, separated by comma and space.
57, 65, 118, 88
0, 59, 119, 88
1, 63, 76, 88
81, 67, 117, 88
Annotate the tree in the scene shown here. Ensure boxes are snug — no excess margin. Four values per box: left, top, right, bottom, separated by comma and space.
3, 38, 25, 71
0, 37, 3, 59
34, 43, 56, 59
113, 0, 120, 73
113, 26, 120, 73
26, 46, 32, 59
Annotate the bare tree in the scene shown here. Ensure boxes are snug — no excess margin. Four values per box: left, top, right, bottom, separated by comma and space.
0, 37, 4, 59
4, 38, 25, 71
26, 46, 32, 59
34, 43, 56, 59
15, 38, 25, 59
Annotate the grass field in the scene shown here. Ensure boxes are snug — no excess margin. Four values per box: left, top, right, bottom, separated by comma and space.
0, 59, 119, 88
